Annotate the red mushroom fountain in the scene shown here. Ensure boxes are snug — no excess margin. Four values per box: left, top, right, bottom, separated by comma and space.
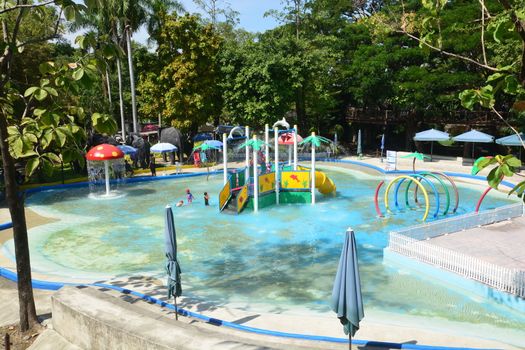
86, 144, 124, 196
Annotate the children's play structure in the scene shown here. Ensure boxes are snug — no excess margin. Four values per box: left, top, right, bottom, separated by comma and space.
374, 172, 459, 222
219, 121, 336, 214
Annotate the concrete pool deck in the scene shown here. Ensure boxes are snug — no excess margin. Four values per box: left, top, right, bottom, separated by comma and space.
1, 278, 522, 350
1, 156, 524, 349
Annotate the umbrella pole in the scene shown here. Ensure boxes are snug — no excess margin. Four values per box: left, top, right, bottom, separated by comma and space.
174, 296, 178, 320
349, 333, 351, 350
471, 142, 475, 163
430, 141, 433, 162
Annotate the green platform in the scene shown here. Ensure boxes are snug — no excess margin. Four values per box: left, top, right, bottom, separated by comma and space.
244, 190, 311, 211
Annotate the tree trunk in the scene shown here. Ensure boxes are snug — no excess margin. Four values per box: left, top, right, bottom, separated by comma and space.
125, 27, 139, 134
106, 67, 112, 109
295, 87, 306, 132
405, 113, 418, 150
0, 115, 38, 332
116, 57, 126, 141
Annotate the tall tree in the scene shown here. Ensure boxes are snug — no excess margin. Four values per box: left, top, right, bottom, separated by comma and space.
0, 0, 117, 331
193, 0, 238, 30
138, 14, 222, 137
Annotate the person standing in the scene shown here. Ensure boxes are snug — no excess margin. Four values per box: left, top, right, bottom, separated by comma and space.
204, 192, 210, 206
149, 157, 156, 176
186, 188, 194, 204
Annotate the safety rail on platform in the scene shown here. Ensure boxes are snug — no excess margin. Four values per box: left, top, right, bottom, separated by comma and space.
390, 203, 524, 241
388, 232, 525, 298
387, 202, 525, 298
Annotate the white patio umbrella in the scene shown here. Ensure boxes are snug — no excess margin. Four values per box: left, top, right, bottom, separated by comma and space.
453, 129, 494, 161
151, 142, 178, 153
413, 129, 450, 161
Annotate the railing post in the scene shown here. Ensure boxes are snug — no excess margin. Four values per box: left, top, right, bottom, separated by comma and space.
274, 127, 280, 205
245, 126, 250, 186
253, 135, 259, 212
223, 133, 227, 185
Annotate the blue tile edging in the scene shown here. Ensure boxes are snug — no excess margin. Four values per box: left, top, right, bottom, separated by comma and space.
0, 170, 223, 232
319, 158, 517, 190
0, 266, 500, 350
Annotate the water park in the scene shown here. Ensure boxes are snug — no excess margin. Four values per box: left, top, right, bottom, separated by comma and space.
3, 0, 525, 349
2, 117, 525, 349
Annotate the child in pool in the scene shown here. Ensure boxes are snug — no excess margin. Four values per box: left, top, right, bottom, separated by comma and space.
204, 192, 209, 206
186, 189, 194, 204
176, 200, 184, 207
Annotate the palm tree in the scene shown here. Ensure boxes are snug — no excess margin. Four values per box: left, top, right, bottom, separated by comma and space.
68, 1, 128, 140
300, 132, 331, 204
119, 0, 184, 133
401, 151, 430, 173
145, 0, 185, 44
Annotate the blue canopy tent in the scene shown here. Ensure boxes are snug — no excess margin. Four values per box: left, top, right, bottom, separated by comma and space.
193, 133, 213, 142
496, 133, 525, 161
413, 129, 450, 161
496, 133, 525, 147
453, 129, 494, 163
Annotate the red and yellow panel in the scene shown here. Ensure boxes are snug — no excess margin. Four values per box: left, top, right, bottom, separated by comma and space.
281, 171, 310, 190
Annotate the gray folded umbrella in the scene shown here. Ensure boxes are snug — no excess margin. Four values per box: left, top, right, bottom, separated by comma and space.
165, 205, 182, 319
331, 228, 364, 347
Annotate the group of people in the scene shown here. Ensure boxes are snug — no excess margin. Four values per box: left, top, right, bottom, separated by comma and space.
176, 189, 210, 207
122, 157, 156, 177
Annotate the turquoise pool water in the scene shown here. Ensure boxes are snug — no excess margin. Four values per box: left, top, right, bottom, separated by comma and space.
3, 166, 525, 342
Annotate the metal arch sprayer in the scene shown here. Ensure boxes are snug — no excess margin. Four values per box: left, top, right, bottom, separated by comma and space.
413, 171, 459, 214
393, 175, 439, 219
405, 172, 450, 215
384, 175, 431, 221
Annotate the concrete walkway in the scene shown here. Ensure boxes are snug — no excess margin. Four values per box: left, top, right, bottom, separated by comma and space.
0, 279, 54, 327
430, 216, 525, 269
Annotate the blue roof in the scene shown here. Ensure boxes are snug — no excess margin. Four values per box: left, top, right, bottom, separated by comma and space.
452, 130, 494, 143
413, 129, 450, 141
495, 133, 525, 146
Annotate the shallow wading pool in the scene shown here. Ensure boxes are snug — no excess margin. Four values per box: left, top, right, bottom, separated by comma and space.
2, 166, 525, 345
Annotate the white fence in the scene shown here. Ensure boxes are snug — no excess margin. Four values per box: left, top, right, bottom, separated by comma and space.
393, 203, 524, 240
387, 203, 525, 298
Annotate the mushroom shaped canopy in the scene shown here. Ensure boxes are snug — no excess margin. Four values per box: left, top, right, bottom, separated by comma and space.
278, 132, 303, 145
86, 144, 125, 161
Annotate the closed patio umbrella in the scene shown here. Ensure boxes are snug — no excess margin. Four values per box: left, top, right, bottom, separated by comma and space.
453, 129, 494, 163
413, 129, 450, 161
357, 129, 362, 158
164, 205, 182, 320
331, 228, 364, 349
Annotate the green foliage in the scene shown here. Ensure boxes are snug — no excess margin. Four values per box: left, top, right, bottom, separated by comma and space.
137, 14, 222, 133
3, 44, 117, 180
472, 155, 524, 197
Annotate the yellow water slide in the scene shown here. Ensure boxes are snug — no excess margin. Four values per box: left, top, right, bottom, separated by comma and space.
297, 166, 336, 194
315, 171, 336, 195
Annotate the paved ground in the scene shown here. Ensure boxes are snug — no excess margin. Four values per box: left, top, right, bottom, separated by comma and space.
0, 279, 53, 328
430, 216, 525, 269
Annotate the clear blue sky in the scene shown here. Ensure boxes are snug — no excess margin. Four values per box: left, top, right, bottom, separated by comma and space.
133, 0, 282, 44
65, 0, 282, 46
